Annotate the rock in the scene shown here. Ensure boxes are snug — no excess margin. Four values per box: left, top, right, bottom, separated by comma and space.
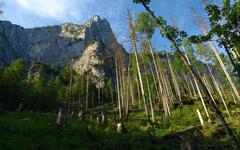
117, 123, 127, 134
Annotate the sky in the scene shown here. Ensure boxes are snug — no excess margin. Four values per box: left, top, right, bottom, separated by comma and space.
0, 0, 216, 52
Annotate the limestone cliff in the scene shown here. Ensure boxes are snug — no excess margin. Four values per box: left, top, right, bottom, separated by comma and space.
0, 16, 128, 84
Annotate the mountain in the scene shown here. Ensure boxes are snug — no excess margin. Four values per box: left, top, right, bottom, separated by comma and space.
0, 16, 128, 86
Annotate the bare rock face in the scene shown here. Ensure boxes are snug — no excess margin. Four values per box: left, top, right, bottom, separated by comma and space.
0, 15, 128, 84
73, 40, 115, 88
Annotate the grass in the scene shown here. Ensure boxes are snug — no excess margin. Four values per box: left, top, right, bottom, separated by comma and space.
0, 101, 239, 150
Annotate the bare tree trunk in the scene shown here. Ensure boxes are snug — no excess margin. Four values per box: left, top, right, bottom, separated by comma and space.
143, 60, 155, 123
188, 75, 197, 97
146, 76, 155, 123
166, 52, 182, 101
115, 52, 122, 119
67, 65, 73, 114
121, 69, 127, 118
86, 75, 89, 110
159, 67, 171, 117
119, 68, 125, 117
130, 76, 135, 106
199, 71, 217, 106
207, 64, 231, 119
183, 73, 193, 97
204, 75, 214, 94
149, 61, 161, 99
91, 90, 94, 109
147, 39, 163, 95
230, 91, 237, 104
128, 10, 150, 123
136, 78, 142, 109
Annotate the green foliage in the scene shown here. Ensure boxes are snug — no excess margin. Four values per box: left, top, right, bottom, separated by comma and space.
0, 59, 65, 111
154, 15, 188, 48
140, 40, 152, 62
136, 12, 156, 39
172, 52, 187, 73
0, 59, 28, 110
0, 58, 116, 112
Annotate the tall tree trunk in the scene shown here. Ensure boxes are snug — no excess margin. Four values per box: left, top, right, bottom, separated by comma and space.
183, 73, 193, 97
143, 59, 155, 123
147, 39, 163, 95
67, 65, 73, 114
166, 52, 182, 101
128, 10, 150, 123
136, 78, 142, 109
146, 76, 155, 123
159, 67, 171, 117
130, 76, 135, 106
149, 61, 161, 99
86, 75, 89, 110
207, 64, 231, 119
115, 51, 122, 119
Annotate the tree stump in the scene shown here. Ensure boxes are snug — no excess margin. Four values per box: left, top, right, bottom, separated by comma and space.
96, 115, 101, 124
57, 108, 67, 127
17, 103, 23, 112
101, 112, 107, 125
117, 123, 127, 134
71, 110, 77, 118
78, 110, 85, 121
180, 141, 197, 150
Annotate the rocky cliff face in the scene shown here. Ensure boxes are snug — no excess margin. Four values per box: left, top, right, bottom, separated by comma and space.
0, 16, 128, 85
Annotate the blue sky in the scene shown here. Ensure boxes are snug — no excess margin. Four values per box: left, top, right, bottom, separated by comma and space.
0, 0, 218, 52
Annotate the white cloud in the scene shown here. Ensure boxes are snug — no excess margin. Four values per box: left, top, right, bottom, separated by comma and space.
5, 0, 128, 46
13, 0, 93, 21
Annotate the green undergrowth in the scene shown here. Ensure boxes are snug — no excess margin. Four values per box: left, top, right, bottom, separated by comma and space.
0, 102, 239, 150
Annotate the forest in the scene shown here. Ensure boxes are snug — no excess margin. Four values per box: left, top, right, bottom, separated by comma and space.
0, 0, 239, 149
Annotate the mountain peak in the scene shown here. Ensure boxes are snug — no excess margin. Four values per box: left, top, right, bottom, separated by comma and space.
92, 15, 101, 22
84, 15, 102, 27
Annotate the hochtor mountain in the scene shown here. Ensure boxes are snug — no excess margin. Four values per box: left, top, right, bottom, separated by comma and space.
0, 15, 128, 87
